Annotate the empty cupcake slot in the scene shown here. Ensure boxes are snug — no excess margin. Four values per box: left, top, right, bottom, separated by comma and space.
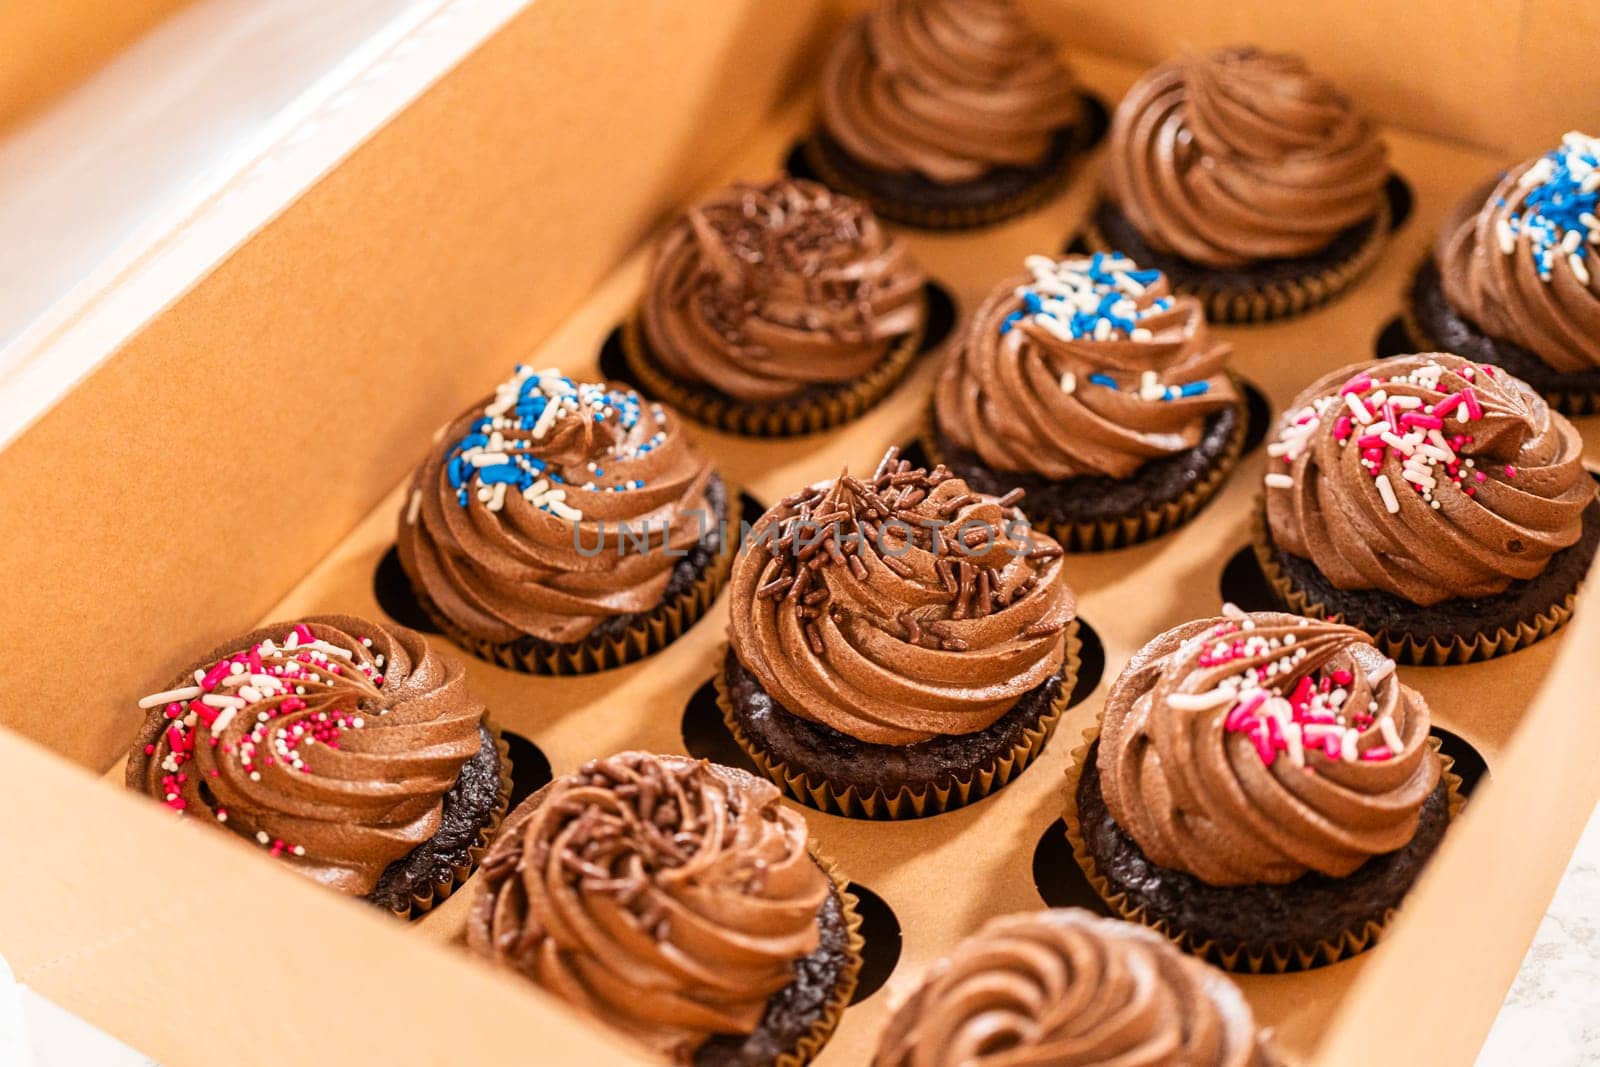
1077, 92, 1112, 152
1374, 315, 1414, 360
1430, 727, 1488, 800
1240, 379, 1273, 456
738, 490, 767, 532
1218, 545, 1284, 614
782, 139, 820, 183
844, 882, 901, 1004
919, 280, 958, 353
1385, 172, 1416, 232
680, 677, 762, 775
596, 324, 633, 389
500, 730, 554, 812
373, 544, 443, 635
895, 437, 932, 470
1068, 617, 1105, 709
1032, 818, 1115, 915
1061, 234, 1092, 256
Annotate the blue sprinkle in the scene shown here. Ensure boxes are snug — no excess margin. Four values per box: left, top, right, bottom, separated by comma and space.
1178, 381, 1211, 398
1088, 373, 1118, 388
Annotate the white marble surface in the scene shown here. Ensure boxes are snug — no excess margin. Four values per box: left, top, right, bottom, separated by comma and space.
3, 803, 1594, 1065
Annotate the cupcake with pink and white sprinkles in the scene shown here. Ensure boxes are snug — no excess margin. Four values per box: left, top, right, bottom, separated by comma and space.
1255, 353, 1598, 664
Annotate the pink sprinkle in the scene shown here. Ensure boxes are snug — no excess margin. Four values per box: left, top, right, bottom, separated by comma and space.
1465, 486, 1476, 496
1340, 373, 1373, 396
1504, 465, 1516, 478
293, 624, 314, 644
1362, 447, 1385, 464
1481, 364, 1496, 376
1461, 366, 1475, 380
142, 744, 155, 756
1356, 433, 1386, 449
1460, 388, 1483, 421
1402, 413, 1443, 430
1433, 393, 1462, 417
200, 662, 230, 691
1475, 471, 1487, 482
1334, 415, 1353, 440
1332, 669, 1353, 686
1360, 745, 1394, 762
1251, 727, 1276, 765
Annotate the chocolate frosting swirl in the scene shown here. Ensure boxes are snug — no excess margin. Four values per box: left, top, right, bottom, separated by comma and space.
817, 0, 1081, 184
875, 909, 1275, 1067
1264, 354, 1590, 606
935, 252, 1238, 480
727, 448, 1075, 746
1436, 134, 1600, 373
399, 371, 717, 644
127, 615, 486, 896
1104, 47, 1388, 268
1099, 611, 1440, 886
467, 752, 829, 1061
641, 178, 926, 402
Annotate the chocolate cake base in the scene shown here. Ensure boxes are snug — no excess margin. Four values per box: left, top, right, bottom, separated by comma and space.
930, 404, 1242, 531
722, 649, 1063, 806
1406, 257, 1600, 415
804, 95, 1102, 230
368, 721, 505, 914
695, 881, 852, 1067
1088, 198, 1387, 323
1259, 496, 1600, 646
1075, 740, 1450, 963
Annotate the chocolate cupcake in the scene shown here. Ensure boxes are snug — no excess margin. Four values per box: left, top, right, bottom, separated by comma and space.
468, 751, 861, 1067
1064, 610, 1457, 972
1408, 131, 1600, 414
126, 615, 508, 918
720, 447, 1079, 819
1257, 354, 1598, 664
875, 909, 1278, 1066
624, 178, 927, 437
398, 369, 729, 674
1092, 47, 1390, 322
806, 0, 1089, 229
930, 252, 1244, 550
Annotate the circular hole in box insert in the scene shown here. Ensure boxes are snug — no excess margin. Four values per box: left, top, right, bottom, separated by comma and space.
782, 138, 820, 183
919, 280, 958, 353
500, 730, 554, 812
1240, 379, 1272, 457
1068, 618, 1105, 710
681, 676, 763, 776
1218, 545, 1283, 615
374, 544, 442, 634
1429, 726, 1487, 801
1077, 91, 1111, 152
1385, 172, 1416, 232
846, 882, 901, 1004
1374, 315, 1414, 360
1032, 818, 1115, 915
597, 324, 635, 390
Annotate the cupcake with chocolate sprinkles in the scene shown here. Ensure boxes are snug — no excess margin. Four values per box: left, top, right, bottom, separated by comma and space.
930, 252, 1245, 550
1408, 131, 1600, 414
875, 909, 1279, 1066
720, 447, 1079, 819
624, 177, 928, 436
468, 751, 861, 1067
1256, 353, 1599, 664
126, 615, 509, 919
1064, 609, 1458, 973
806, 0, 1092, 229
398, 368, 730, 674
1092, 47, 1390, 322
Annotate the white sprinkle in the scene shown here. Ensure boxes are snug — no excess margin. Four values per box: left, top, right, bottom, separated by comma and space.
1221, 602, 1246, 619
1366, 659, 1395, 687
1345, 392, 1374, 424
211, 707, 236, 733
469, 451, 509, 468
1167, 689, 1237, 711
1059, 371, 1076, 395
256, 831, 270, 844
1340, 730, 1360, 762
1496, 217, 1516, 255
406, 489, 422, 525
1375, 474, 1400, 514
1380, 431, 1416, 456
1282, 722, 1305, 767
488, 482, 509, 512
309, 640, 353, 660
1571, 254, 1591, 286
1379, 716, 1403, 752
202, 693, 245, 709
138, 686, 201, 710
292, 845, 306, 857
1264, 472, 1295, 489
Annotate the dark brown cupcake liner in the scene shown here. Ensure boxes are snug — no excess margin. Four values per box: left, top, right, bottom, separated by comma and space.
1081, 197, 1391, 325
395, 721, 512, 921
1249, 501, 1582, 665
802, 132, 1078, 232
714, 623, 1079, 819
419, 516, 735, 675
777, 853, 864, 1067
1060, 722, 1464, 974
1401, 258, 1600, 417
921, 388, 1246, 552
621, 310, 924, 438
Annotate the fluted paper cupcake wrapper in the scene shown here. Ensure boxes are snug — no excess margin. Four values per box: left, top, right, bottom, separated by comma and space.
1249, 501, 1579, 665
801, 135, 1078, 232
1401, 278, 1600, 417
622, 311, 924, 438
715, 623, 1079, 819
420, 528, 734, 676
1081, 198, 1390, 325
396, 721, 512, 921
921, 389, 1246, 553
777, 853, 865, 1067
1060, 722, 1465, 974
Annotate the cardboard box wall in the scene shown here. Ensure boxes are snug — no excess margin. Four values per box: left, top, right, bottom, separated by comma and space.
1, 1, 1598, 1064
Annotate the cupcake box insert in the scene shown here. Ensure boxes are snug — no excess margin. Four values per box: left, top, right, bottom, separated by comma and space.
0, 2, 1598, 1065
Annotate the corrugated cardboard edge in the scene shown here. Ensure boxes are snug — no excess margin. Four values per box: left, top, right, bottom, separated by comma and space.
715, 623, 1080, 819
1060, 723, 1465, 974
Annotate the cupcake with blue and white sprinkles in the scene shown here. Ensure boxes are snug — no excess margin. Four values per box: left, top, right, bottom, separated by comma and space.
931, 252, 1244, 550
398, 368, 730, 674
1410, 131, 1600, 414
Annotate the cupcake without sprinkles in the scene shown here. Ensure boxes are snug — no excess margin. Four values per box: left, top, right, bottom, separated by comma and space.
398, 369, 729, 674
